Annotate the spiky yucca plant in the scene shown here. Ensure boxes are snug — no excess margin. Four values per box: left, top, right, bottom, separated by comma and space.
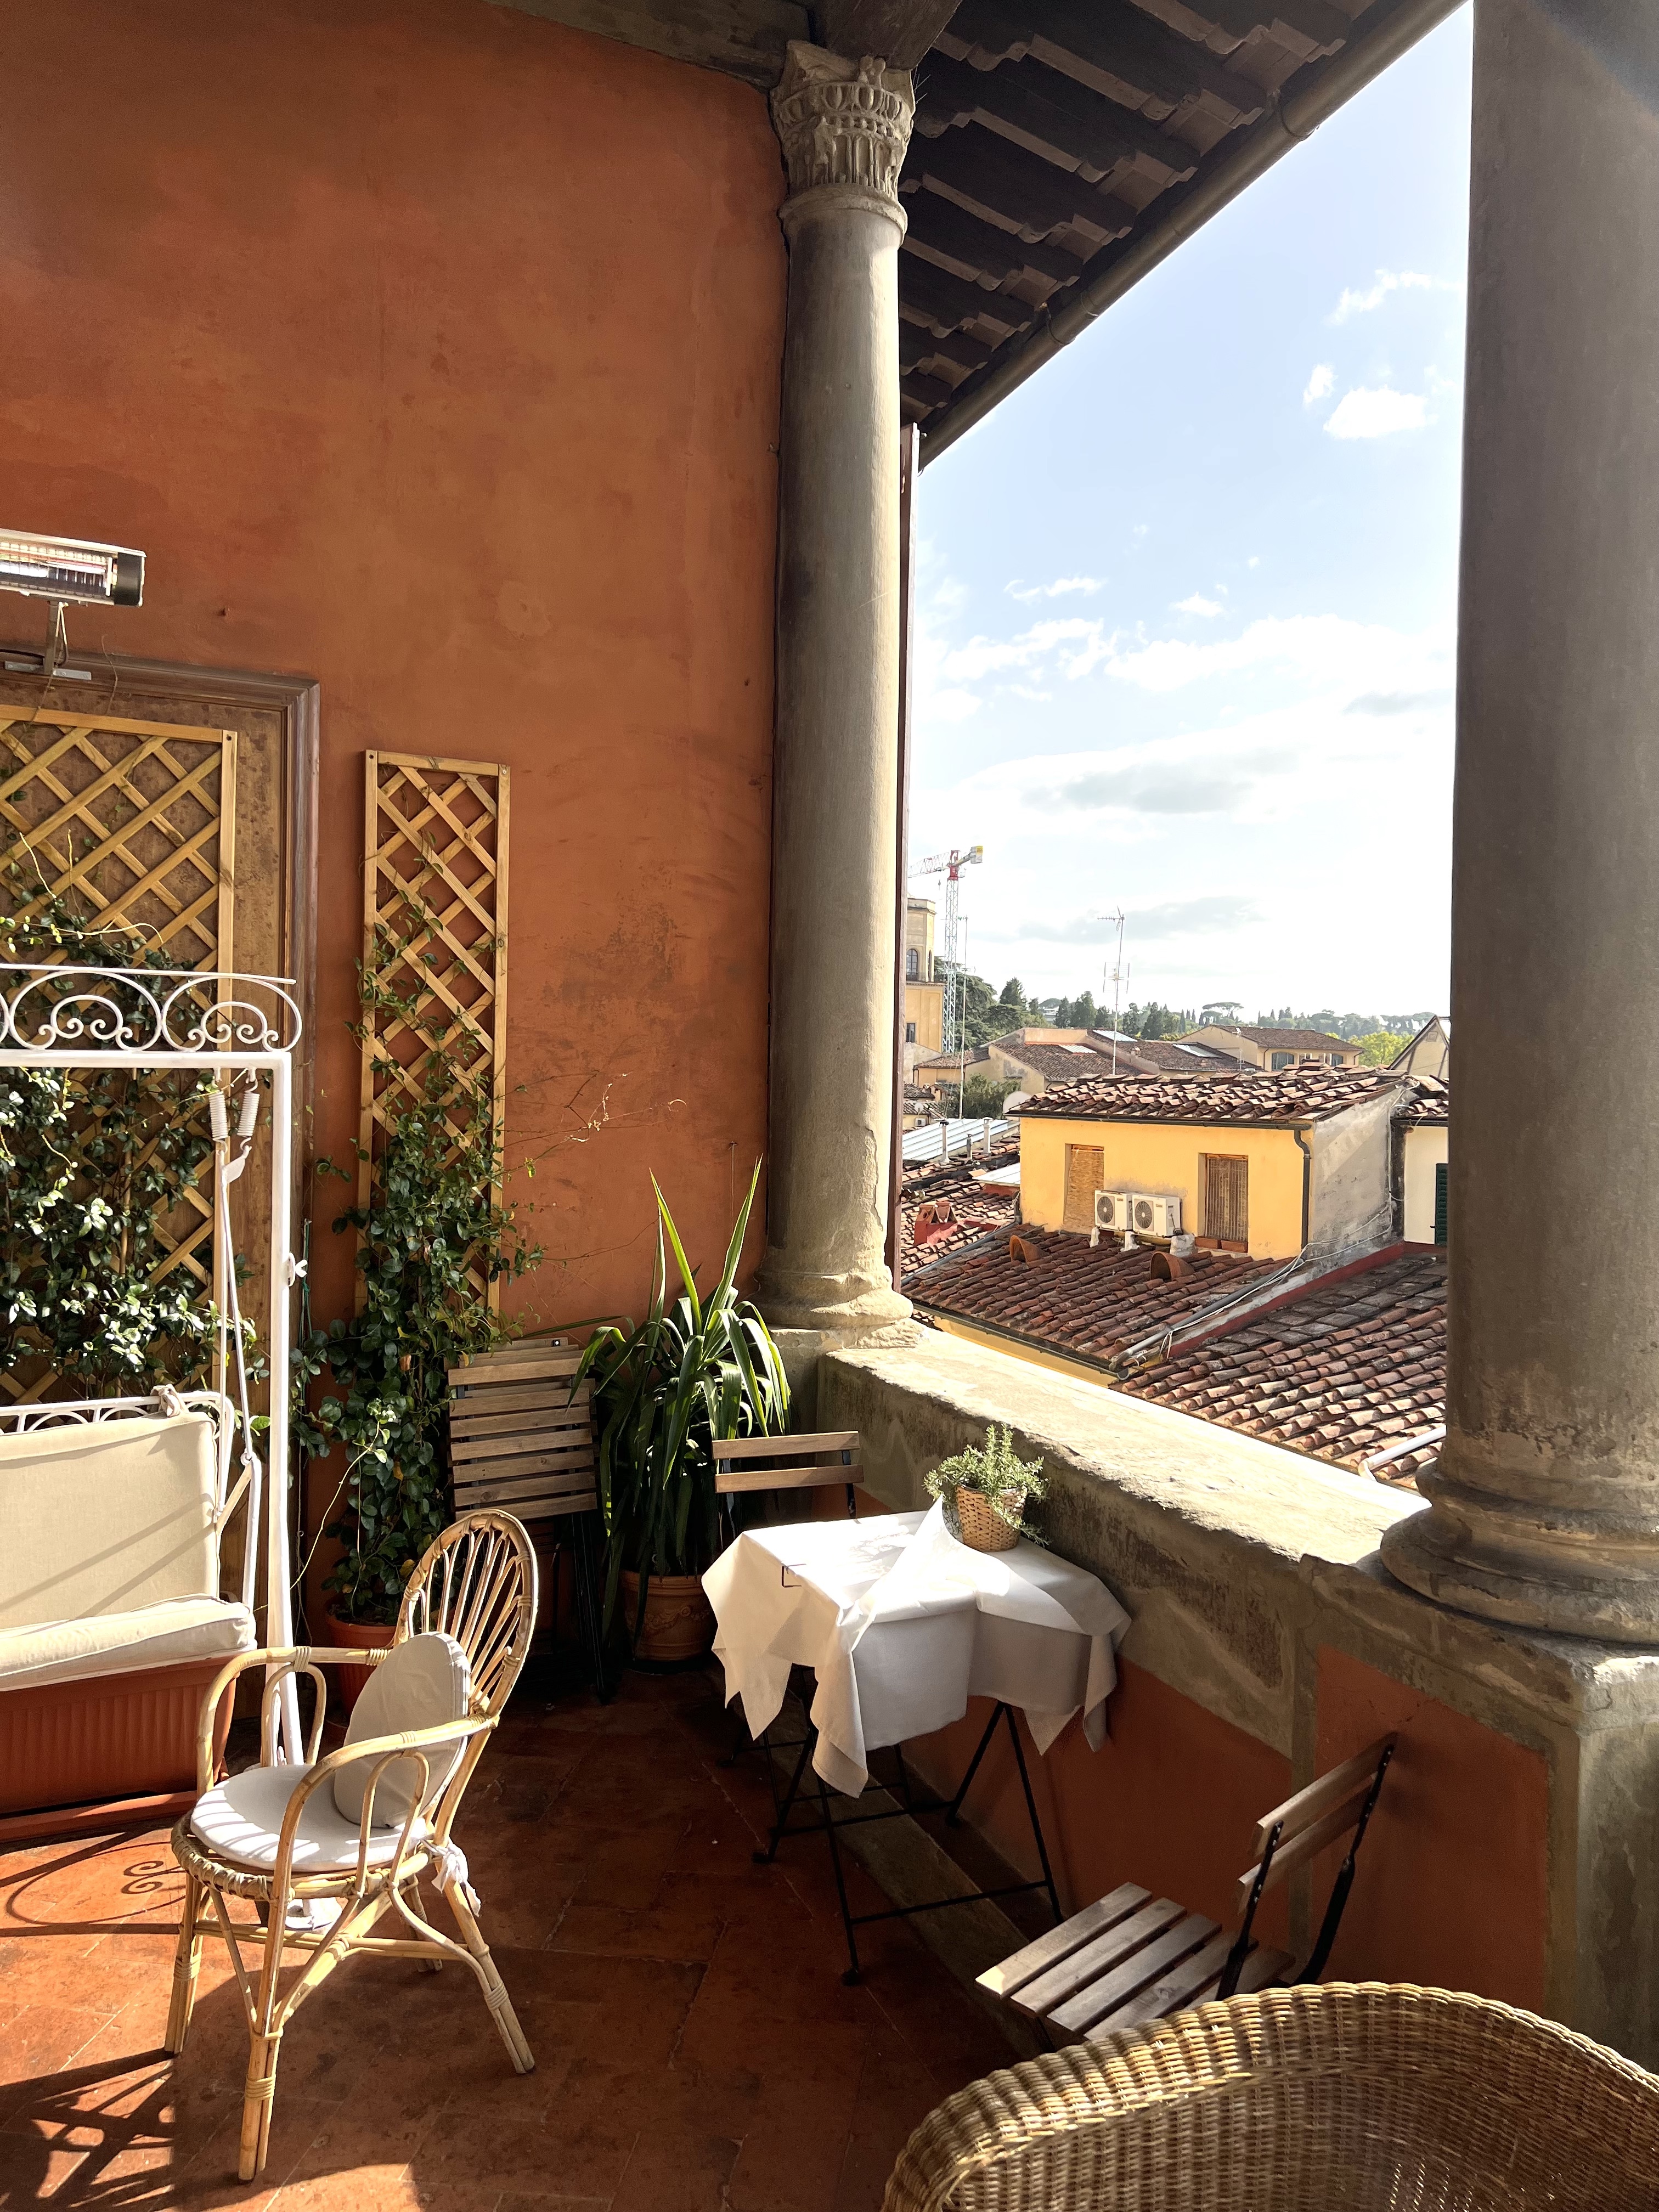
574, 1163, 787, 1644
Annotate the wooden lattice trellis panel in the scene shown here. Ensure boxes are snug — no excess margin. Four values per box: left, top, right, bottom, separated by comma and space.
0, 708, 238, 1400
359, 752, 510, 1308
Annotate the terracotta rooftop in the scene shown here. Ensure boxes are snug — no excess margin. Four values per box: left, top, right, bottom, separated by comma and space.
900, 1141, 1021, 1272
1015, 1064, 1402, 1126
1223, 1025, 1356, 1053
1113, 1036, 1256, 1076
908, 1227, 1278, 1367
1400, 1076, 1450, 1127
1120, 1248, 1447, 1487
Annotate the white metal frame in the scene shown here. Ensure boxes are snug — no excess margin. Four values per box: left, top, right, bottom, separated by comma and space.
0, 964, 304, 1756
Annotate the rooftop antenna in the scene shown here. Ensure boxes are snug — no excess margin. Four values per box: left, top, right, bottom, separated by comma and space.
1097, 907, 1127, 1075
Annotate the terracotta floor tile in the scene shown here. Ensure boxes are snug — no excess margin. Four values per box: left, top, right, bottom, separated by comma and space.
4, 1667, 1030, 2210
0, 2002, 114, 2120
0, 2123, 89, 2202
610, 2126, 740, 2212
416, 2103, 638, 2200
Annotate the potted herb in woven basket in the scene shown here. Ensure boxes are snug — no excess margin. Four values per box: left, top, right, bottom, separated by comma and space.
926, 1426, 1046, 1554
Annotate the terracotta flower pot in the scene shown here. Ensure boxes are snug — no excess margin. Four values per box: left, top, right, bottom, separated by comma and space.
323, 1610, 397, 1713
620, 1570, 715, 1666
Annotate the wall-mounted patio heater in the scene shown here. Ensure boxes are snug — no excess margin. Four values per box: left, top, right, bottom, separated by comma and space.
0, 528, 145, 679
0, 964, 306, 1762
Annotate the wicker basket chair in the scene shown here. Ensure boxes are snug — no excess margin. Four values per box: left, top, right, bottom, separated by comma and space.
165, 1511, 539, 2181
882, 1983, 1659, 2212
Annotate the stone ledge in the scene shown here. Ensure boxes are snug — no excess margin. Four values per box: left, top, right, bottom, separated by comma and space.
819, 1329, 1659, 1752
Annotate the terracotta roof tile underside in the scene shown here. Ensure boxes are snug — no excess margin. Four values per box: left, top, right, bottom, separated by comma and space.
1016, 1064, 1400, 1125
909, 1227, 1277, 1362
1121, 1249, 1447, 1487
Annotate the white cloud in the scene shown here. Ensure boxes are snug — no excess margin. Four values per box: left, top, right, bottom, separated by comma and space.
1330, 269, 1461, 323
1303, 362, 1335, 406
1006, 575, 1105, 603
939, 616, 1108, 684
1175, 593, 1223, 618
1009, 684, 1053, 701
1018, 896, 1260, 945
1246, 555, 1260, 569
1324, 386, 1431, 440
1099, 613, 1447, 697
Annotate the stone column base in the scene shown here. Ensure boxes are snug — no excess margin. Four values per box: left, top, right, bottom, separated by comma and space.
1382, 1498, 1659, 1646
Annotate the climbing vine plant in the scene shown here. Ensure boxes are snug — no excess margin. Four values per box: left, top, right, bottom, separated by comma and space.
0, 881, 222, 1398
295, 889, 541, 1624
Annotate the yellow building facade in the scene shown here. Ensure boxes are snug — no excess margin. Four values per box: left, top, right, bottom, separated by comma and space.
1018, 1079, 1400, 1261
903, 896, 943, 1066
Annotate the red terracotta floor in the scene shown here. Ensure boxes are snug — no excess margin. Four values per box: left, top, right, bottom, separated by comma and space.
0, 1668, 1015, 2210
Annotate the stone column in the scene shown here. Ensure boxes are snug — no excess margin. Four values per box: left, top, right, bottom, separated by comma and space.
757, 44, 917, 1356
1381, 0, 1659, 1640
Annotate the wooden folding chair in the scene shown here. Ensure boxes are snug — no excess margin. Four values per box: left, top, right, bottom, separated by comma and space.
711, 1429, 864, 1544
979, 1734, 1395, 2042
448, 1340, 606, 1692
710, 1430, 864, 1791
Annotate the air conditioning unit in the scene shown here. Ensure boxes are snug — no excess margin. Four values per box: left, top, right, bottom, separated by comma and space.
1093, 1190, 1134, 1237
1130, 1192, 1182, 1239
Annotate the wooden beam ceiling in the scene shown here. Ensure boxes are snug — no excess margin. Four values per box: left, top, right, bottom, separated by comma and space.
812, 2, 963, 68
899, 0, 1409, 438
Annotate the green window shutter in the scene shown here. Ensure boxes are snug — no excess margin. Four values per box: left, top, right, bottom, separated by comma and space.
1434, 1161, 1449, 1246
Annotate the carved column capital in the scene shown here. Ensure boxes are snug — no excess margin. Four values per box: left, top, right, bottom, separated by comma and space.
770, 41, 914, 217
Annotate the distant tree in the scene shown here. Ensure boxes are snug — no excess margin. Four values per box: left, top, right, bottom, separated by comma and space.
998, 977, 1025, 1010
939, 1071, 1017, 1119
1356, 1030, 1409, 1066
1139, 1001, 1178, 1040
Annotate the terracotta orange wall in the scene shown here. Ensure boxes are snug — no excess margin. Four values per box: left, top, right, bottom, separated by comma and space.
909, 1661, 1295, 1953
915, 1645, 1549, 2006
0, 1, 785, 1345
1313, 1645, 1548, 2006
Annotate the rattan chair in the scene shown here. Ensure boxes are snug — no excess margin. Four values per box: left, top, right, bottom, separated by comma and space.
165, 1511, 538, 2180
881, 1983, 1659, 2211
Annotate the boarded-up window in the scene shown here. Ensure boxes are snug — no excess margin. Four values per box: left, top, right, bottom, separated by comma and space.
1203, 1154, 1249, 1244
1064, 1144, 1104, 1232
1434, 1161, 1448, 1246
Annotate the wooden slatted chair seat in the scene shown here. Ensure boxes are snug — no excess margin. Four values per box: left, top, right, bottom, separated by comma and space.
447, 1341, 596, 1522
979, 1734, 1395, 2042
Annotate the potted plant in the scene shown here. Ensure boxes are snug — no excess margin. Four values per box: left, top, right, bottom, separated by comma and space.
926, 1425, 1046, 1554
574, 1163, 787, 1664
294, 912, 538, 1702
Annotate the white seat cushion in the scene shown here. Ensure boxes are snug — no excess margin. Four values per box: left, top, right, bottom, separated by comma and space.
0, 1596, 255, 1691
334, 1632, 471, 1826
190, 1761, 428, 1874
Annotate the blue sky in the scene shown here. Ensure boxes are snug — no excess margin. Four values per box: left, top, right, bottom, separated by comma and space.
909, 7, 1473, 1022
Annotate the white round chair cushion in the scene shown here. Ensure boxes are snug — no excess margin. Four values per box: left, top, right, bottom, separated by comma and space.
190, 1760, 429, 1875
332, 1629, 472, 1826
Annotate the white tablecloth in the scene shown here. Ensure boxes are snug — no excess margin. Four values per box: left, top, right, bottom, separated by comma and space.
702, 1502, 1131, 1796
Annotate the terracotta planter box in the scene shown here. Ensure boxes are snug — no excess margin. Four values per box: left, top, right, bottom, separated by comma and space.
323, 1611, 397, 1713
0, 1658, 235, 1833
620, 1570, 714, 1666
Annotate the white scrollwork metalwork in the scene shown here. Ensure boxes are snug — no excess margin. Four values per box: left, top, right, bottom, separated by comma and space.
0, 967, 302, 1056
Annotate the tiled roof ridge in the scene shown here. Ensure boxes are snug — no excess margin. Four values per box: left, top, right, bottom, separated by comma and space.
1016, 1062, 1402, 1126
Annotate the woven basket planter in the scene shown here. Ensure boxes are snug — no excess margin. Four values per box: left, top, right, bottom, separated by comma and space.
951, 1486, 1025, 1554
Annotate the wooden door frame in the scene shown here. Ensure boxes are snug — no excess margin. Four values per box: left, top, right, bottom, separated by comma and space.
0, 644, 320, 1214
